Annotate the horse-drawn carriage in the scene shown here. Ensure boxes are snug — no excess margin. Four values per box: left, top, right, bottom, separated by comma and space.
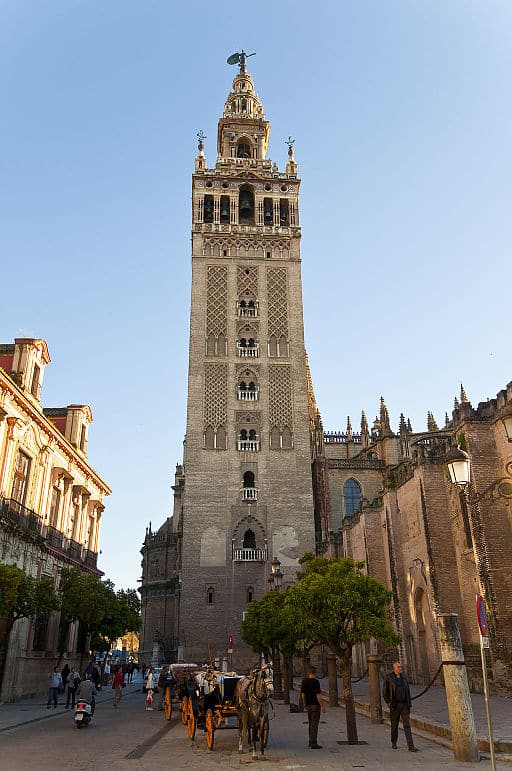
179, 665, 273, 755
180, 668, 242, 749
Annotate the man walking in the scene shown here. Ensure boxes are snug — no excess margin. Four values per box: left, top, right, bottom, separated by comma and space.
65, 667, 80, 709
383, 661, 419, 752
300, 665, 325, 750
47, 667, 63, 709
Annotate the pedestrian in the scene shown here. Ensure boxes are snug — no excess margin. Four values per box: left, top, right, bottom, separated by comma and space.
383, 661, 419, 752
65, 667, 81, 709
145, 666, 155, 710
76, 674, 97, 715
300, 665, 325, 750
127, 661, 134, 683
61, 664, 70, 691
112, 665, 125, 708
92, 662, 101, 691
103, 660, 111, 686
47, 666, 63, 709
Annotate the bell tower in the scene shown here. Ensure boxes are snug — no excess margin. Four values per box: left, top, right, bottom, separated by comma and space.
179, 53, 315, 666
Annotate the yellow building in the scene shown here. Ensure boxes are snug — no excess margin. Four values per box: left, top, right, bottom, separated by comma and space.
0, 337, 111, 701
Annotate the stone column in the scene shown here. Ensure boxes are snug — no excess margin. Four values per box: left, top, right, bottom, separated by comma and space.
368, 654, 383, 723
327, 653, 339, 706
438, 613, 479, 762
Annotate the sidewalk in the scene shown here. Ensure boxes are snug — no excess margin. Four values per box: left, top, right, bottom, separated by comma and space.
0, 679, 142, 733
318, 675, 512, 758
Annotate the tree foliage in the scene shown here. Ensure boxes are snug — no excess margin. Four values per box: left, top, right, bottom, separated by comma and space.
0, 561, 59, 642
289, 554, 399, 743
59, 568, 141, 655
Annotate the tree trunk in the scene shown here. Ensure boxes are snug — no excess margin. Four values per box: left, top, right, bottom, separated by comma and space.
272, 646, 283, 699
282, 654, 290, 704
0, 619, 14, 699
340, 653, 358, 744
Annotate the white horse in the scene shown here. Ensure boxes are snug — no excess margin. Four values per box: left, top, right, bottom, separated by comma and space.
235, 668, 273, 759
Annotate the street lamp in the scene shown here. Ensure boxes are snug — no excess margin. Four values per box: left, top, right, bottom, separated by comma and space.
267, 556, 284, 700
270, 556, 284, 590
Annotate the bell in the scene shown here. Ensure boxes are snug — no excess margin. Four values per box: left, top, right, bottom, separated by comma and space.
220, 199, 230, 219
239, 191, 253, 218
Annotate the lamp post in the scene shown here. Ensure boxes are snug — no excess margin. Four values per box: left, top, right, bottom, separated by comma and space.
267, 556, 284, 700
444, 413, 512, 770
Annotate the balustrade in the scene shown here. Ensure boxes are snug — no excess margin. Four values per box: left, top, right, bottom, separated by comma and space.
241, 487, 258, 501
237, 440, 260, 452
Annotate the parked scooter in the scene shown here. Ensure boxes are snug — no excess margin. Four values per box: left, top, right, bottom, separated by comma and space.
74, 700, 93, 728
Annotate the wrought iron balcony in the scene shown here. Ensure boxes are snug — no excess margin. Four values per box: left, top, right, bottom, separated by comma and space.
0, 496, 99, 572
232, 545, 268, 562
241, 487, 258, 501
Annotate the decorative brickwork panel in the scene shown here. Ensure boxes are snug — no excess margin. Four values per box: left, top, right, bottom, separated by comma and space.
237, 266, 258, 296
267, 267, 288, 337
204, 364, 228, 429
269, 365, 293, 428
206, 266, 228, 336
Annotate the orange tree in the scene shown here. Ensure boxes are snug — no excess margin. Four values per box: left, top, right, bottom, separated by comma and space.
288, 555, 399, 744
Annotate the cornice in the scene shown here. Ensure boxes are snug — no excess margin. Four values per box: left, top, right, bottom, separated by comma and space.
0, 369, 111, 495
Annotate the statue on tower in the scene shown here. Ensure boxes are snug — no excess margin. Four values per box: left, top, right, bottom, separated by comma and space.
227, 50, 256, 74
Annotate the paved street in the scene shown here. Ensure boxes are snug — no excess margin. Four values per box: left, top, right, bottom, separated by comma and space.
0, 681, 497, 770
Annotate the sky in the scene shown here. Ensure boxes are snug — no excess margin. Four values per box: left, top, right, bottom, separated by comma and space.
1, 1, 511, 592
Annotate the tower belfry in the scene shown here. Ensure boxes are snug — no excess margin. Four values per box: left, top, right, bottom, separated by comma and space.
179, 57, 315, 666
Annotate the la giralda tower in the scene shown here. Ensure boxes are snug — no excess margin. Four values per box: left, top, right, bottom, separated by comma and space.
179, 53, 315, 667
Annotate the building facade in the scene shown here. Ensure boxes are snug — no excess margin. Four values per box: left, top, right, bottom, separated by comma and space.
0, 338, 110, 701
312, 383, 512, 692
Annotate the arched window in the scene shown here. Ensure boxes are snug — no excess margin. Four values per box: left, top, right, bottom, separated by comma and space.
204, 195, 214, 223
264, 198, 273, 225
205, 426, 215, 450
270, 426, 280, 449
207, 587, 214, 605
243, 471, 255, 488
248, 429, 257, 441
269, 335, 278, 357
282, 427, 293, 449
220, 195, 230, 223
343, 478, 362, 517
237, 141, 251, 158
216, 425, 226, 450
239, 185, 255, 223
247, 586, 254, 603
240, 429, 248, 441
239, 380, 247, 391
243, 529, 256, 549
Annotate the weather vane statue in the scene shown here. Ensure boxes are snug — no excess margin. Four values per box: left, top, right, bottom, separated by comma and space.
227, 49, 256, 74
286, 136, 295, 157
197, 130, 206, 152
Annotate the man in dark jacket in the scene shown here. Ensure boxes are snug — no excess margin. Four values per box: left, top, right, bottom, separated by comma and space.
383, 662, 418, 752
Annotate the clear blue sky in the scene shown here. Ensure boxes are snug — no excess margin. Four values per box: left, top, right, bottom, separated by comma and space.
1, 1, 511, 591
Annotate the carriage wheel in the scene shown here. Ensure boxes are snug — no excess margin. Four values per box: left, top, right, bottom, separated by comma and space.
164, 687, 172, 721
187, 697, 197, 740
181, 696, 188, 725
261, 715, 269, 749
205, 708, 215, 750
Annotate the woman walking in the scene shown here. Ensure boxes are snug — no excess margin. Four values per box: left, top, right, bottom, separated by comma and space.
112, 666, 125, 708
145, 666, 154, 711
